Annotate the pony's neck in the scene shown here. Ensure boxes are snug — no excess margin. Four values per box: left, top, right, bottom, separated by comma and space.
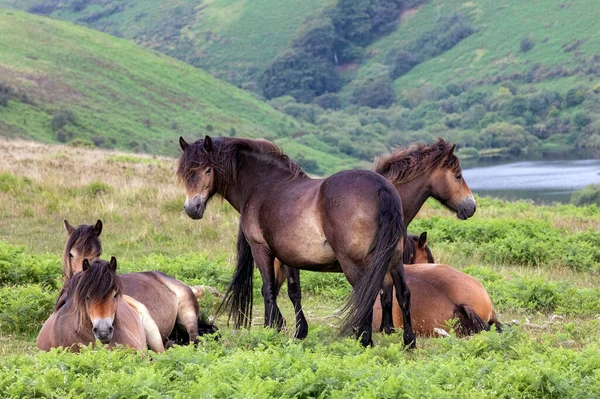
395, 174, 431, 226
222, 151, 302, 212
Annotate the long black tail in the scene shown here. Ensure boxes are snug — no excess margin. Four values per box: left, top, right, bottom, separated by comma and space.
218, 224, 254, 329
339, 186, 404, 336
453, 304, 490, 336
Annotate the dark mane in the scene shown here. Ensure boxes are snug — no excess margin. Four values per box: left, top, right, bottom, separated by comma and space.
70, 259, 122, 327
63, 225, 102, 279
375, 138, 461, 185
177, 137, 307, 194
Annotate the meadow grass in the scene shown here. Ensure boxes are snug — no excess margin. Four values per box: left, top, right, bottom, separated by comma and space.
0, 140, 599, 397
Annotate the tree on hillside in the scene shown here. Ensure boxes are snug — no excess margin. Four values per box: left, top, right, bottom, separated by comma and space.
260, 50, 341, 102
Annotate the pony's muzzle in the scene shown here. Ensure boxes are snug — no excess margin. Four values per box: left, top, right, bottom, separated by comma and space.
456, 196, 476, 220
183, 196, 206, 220
92, 318, 114, 344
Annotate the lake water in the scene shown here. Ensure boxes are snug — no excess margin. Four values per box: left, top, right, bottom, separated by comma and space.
462, 159, 600, 204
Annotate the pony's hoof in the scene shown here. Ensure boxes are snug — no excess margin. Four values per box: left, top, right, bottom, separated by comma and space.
294, 323, 309, 340
383, 327, 395, 335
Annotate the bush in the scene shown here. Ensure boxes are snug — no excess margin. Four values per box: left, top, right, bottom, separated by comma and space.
84, 182, 113, 198
51, 109, 76, 132
571, 184, 600, 206
566, 87, 586, 107
312, 93, 342, 110
520, 37, 535, 52
0, 284, 56, 335
573, 112, 591, 129
68, 138, 95, 149
0, 242, 61, 288
260, 50, 341, 102
351, 64, 396, 108
480, 122, 537, 148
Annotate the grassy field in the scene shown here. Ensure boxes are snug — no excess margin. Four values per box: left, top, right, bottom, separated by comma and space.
0, 140, 599, 397
0, 10, 355, 173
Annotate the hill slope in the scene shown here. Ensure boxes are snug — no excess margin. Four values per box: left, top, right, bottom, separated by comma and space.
0, 10, 355, 172
0, 0, 336, 87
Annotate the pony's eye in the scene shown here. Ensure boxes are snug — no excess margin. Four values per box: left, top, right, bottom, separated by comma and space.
455, 174, 462, 181
113, 292, 118, 299
205, 167, 212, 175
69, 253, 74, 258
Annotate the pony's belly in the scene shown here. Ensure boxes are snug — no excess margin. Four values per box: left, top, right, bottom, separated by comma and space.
277, 240, 337, 269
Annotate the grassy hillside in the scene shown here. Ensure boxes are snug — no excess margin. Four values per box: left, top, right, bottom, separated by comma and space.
3, 0, 600, 167
0, 10, 355, 173
1, 141, 600, 396
0, 0, 336, 87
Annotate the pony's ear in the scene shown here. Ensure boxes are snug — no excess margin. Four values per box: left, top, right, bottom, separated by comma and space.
109, 256, 118, 272
179, 136, 189, 151
93, 220, 103, 237
64, 220, 75, 235
447, 144, 456, 158
418, 232, 427, 249
203, 135, 213, 152
82, 259, 91, 271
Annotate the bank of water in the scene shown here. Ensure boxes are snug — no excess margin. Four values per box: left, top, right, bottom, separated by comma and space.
462, 159, 600, 204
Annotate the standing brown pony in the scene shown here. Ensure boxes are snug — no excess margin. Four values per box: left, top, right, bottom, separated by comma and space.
177, 136, 414, 347
37, 257, 148, 352
277, 139, 476, 337
62, 220, 211, 346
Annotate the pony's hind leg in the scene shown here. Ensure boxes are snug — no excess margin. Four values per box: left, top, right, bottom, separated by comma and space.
379, 275, 395, 335
123, 296, 165, 352
175, 291, 201, 344
253, 248, 285, 330
489, 310, 503, 333
285, 266, 308, 339
390, 263, 416, 348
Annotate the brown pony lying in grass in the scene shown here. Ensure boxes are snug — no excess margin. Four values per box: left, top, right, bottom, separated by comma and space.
37, 257, 151, 352
61, 220, 217, 347
372, 233, 502, 337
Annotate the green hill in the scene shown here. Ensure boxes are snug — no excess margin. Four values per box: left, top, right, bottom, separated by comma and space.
0, 9, 355, 173
0, 0, 336, 87
8, 0, 600, 163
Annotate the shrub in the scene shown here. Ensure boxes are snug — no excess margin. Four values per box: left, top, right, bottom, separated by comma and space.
68, 138, 95, 149
0, 242, 61, 288
84, 182, 113, 198
0, 284, 56, 335
520, 37, 535, 52
313, 93, 342, 110
566, 87, 586, 107
480, 122, 537, 148
571, 184, 600, 206
573, 112, 591, 129
51, 109, 76, 132
260, 49, 341, 102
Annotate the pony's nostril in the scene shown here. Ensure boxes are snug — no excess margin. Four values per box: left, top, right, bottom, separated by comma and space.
92, 327, 98, 334
108, 326, 114, 334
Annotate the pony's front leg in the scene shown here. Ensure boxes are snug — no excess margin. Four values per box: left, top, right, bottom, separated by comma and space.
253, 249, 284, 330
285, 266, 308, 339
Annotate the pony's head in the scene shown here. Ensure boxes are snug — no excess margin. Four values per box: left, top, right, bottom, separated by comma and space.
429, 143, 476, 220
375, 139, 476, 220
177, 136, 217, 219
73, 257, 122, 344
405, 232, 435, 264
63, 220, 103, 279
